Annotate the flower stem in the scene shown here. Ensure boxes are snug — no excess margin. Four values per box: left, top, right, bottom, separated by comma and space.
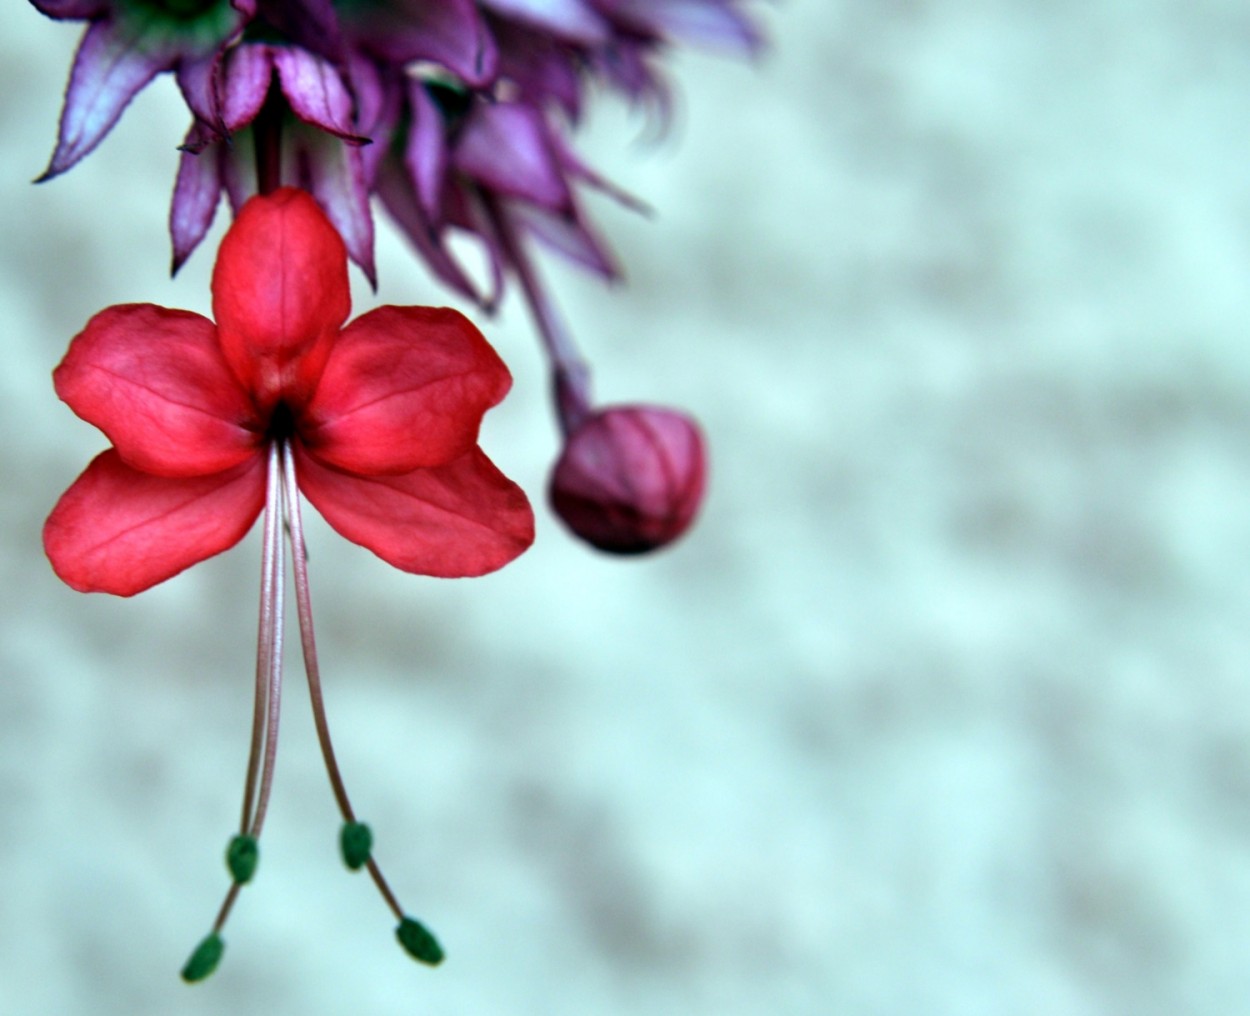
481, 193, 592, 435
280, 443, 404, 922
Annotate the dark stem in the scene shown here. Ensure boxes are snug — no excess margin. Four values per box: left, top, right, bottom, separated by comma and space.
253, 80, 285, 196
480, 192, 593, 436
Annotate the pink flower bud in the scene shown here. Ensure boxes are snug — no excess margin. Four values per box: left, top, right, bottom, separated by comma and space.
549, 405, 707, 554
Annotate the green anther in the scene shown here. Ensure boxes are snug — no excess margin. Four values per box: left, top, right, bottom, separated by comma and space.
396, 917, 444, 966
180, 933, 225, 983
226, 834, 259, 884
340, 822, 373, 871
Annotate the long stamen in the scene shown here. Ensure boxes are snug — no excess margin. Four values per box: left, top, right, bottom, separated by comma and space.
183, 442, 287, 983
280, 442, 444, 965
240, 441, 284, 832
249, 449, 286, 838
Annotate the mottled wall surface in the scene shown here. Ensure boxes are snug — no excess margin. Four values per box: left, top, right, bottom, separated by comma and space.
4, 2, 1250, 1014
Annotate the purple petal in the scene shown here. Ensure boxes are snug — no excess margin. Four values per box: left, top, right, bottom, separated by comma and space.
350, 0, 498, 86
175, 116, 219, 155
491, 16, 583, 119
220, 43, 272, 131
479, 0, 608, 42
454, 103, 571, 210
450, 188, 505, 307
552, 133, 650, 214
29, 0, 108, 18
610, 0, 763, 54
346, 54, 394, 185
220, 131, 257, 212
170, 133, 223, 274
509, 200, 620, 278
176, 51, 224, 131
292, 128, 377, 285
38, 19, 177, 180
375, 157, 486, 304
591, 37, 672, 126
404, 80, 449, 220
273, 46, 369, 143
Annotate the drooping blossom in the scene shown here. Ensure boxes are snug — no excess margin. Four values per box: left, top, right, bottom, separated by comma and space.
44, 187, 534, 977
32, 0, 762, 554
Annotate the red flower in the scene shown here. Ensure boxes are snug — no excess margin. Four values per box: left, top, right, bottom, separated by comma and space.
43, 187, 533, 977
45, 186, 533, 594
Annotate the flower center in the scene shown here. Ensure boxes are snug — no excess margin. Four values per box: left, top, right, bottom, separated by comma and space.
266, 401, 297, 443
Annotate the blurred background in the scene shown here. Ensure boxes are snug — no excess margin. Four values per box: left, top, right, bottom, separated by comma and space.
4, 1, 1250, 1013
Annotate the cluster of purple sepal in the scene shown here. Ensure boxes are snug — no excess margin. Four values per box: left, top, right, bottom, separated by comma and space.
32, 0, 761, 552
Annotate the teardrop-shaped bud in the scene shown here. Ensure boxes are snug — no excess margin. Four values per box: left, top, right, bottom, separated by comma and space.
549, 405, 706, 554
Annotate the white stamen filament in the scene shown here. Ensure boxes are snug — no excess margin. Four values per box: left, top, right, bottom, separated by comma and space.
213, 441, 285, 933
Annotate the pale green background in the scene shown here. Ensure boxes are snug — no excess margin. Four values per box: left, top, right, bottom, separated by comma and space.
3, 2, 1249, 1013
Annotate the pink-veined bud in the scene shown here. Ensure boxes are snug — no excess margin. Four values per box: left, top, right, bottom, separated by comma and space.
549, 405, 706, 554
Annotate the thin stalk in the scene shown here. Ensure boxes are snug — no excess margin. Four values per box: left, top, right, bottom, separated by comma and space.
481, 193, 592, 435
281, 443, 404, 921
254, 81, 285, 196
212, 883, 241, 936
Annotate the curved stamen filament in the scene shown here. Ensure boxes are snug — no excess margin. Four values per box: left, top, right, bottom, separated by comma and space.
211, 441, 287, 936
250, 453, 286, 838
240, 441, 285, 833
280, 442, 404, 922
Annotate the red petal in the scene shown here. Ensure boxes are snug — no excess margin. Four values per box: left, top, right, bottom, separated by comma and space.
303, 306, 510, 474
54, 304, 259, 478
212, 187, 350, 413
44, 450, 266, 596
294, 445, 533, 577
